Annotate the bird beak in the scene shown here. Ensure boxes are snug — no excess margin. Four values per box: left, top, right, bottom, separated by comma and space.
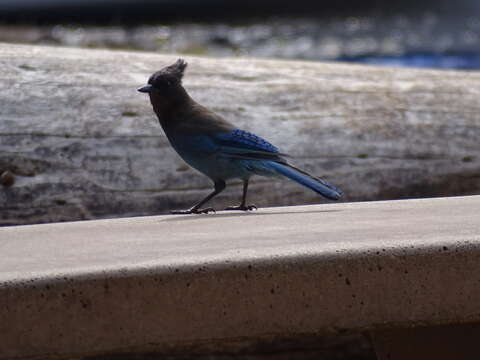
137, 84, 153, 93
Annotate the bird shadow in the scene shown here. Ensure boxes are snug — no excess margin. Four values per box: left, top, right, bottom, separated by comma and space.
161, 209, 342, 222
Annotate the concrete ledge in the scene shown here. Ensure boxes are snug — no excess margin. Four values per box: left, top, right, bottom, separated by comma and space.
1, 196, 480, 359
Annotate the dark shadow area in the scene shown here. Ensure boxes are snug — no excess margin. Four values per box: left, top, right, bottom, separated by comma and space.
84, 332, 375, 360
0, 0, 472, 25
161, 209, 343, 222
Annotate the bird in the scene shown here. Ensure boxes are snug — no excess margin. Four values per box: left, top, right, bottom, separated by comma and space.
138, 59, 343, 214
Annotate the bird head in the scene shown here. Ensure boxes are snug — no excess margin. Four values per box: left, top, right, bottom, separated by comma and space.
137, 59, 187, 95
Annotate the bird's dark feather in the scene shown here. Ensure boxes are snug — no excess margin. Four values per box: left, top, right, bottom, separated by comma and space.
139, 58, 343, 213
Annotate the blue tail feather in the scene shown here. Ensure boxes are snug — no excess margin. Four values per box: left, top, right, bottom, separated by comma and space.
267, 161, 343, 200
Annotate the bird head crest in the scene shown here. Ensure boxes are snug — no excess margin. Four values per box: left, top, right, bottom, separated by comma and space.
164, 58, 188, 79
148, 59, 188, 89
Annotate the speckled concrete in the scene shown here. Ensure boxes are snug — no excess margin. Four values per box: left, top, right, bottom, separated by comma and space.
1, 196, 480, 359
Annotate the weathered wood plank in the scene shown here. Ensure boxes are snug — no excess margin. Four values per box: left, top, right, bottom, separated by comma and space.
0, 43, 479, 224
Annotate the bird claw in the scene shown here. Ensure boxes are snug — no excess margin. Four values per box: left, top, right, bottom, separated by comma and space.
194, 207, 216, 214
171, 207, 216, 215
224, 204, 257, 211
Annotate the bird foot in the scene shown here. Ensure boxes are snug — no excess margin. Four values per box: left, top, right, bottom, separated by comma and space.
171, 207, 216, 215
224, 204, 257, 211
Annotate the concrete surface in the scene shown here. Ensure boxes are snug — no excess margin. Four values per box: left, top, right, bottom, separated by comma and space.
0, 196, 480, 359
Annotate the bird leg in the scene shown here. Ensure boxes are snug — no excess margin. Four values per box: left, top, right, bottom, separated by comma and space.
171, 180, 226, 215
225, 179, 257, 211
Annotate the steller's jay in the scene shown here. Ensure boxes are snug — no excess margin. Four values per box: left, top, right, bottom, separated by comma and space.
138, 59, 343, 214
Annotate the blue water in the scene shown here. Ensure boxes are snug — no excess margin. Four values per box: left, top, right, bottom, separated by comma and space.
340, 53, 480, 70
4, 5, 480, 71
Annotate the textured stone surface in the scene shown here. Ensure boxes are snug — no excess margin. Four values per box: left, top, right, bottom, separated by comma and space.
0, 196, 479, 359
0, 43, 479, 225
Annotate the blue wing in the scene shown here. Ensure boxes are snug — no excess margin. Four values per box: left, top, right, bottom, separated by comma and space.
215, 129, 279, 153
213, 129, 287, 160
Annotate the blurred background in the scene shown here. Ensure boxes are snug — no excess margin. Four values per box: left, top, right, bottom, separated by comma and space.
1, 0, 480, 69
1, 0, 479, 224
